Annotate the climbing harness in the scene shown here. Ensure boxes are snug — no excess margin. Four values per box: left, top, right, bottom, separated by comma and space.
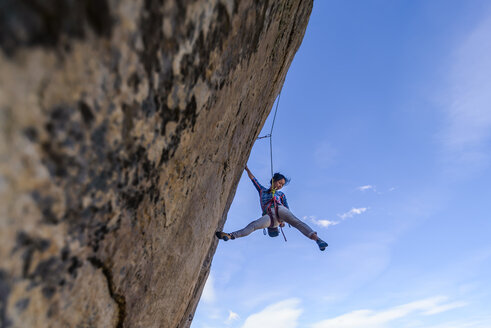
258, 90, 288, 242
261, 195, 287, 241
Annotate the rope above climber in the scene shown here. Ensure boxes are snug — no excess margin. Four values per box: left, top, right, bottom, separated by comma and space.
215, 165, 328, 251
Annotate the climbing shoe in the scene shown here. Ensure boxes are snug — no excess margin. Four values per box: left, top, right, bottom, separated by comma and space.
215, 231, 234, 241
316, 239, 328, 251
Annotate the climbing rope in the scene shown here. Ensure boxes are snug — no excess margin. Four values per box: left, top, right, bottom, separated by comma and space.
257, 89, 288, 242
257, 89, 282, 179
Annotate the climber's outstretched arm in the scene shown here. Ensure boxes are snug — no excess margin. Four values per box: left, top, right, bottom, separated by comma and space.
245, 165, 264, 192
245, 165, 255, 180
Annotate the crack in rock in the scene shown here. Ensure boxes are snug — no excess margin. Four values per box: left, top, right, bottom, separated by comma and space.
88, 257, 126, 328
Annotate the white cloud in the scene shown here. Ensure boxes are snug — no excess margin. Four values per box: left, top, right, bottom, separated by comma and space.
312, 296, 467, 328
226, 310, 240, 324
338, 207, 367, 220
304, 216, 340, 228
422, 301, 467, 315
314, 219, 340, 228
201, 273, 216, 303
418, 317, 491, 328
357, 185, 396, 194
357, 185, 375, 192
242, 298, 303, 328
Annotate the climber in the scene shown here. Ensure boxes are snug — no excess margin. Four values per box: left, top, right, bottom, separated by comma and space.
216, 165, 328, 251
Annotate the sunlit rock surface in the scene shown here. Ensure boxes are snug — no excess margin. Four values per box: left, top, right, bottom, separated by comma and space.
0, 1, 312, 327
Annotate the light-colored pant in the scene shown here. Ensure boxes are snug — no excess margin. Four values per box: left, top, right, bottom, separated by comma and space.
230, 205, 317, 239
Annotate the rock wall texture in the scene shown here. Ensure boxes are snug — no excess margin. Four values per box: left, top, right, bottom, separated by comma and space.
0, 0, 312, 327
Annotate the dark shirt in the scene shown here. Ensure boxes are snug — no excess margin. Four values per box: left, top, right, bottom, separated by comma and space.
250, 177, 289, 215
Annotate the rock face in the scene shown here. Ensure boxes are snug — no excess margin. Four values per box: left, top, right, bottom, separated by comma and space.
0, 1, 312, 327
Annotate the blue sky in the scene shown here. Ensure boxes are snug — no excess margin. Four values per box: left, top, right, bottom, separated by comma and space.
192, 1, 491, 327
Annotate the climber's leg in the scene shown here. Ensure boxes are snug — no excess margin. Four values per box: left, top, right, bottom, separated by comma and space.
277, 206, 317, 239
229, 214, 271, 239
277, 205, 328, 251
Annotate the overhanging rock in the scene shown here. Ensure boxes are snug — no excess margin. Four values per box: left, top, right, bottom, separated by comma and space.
0, 1, 313, 327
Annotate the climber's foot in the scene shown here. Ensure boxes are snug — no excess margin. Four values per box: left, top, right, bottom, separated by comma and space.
215, 231, 233, 241
316, 238, 328, 251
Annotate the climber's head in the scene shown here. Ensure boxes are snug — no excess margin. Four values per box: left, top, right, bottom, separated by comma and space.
271, 173, 290, 190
